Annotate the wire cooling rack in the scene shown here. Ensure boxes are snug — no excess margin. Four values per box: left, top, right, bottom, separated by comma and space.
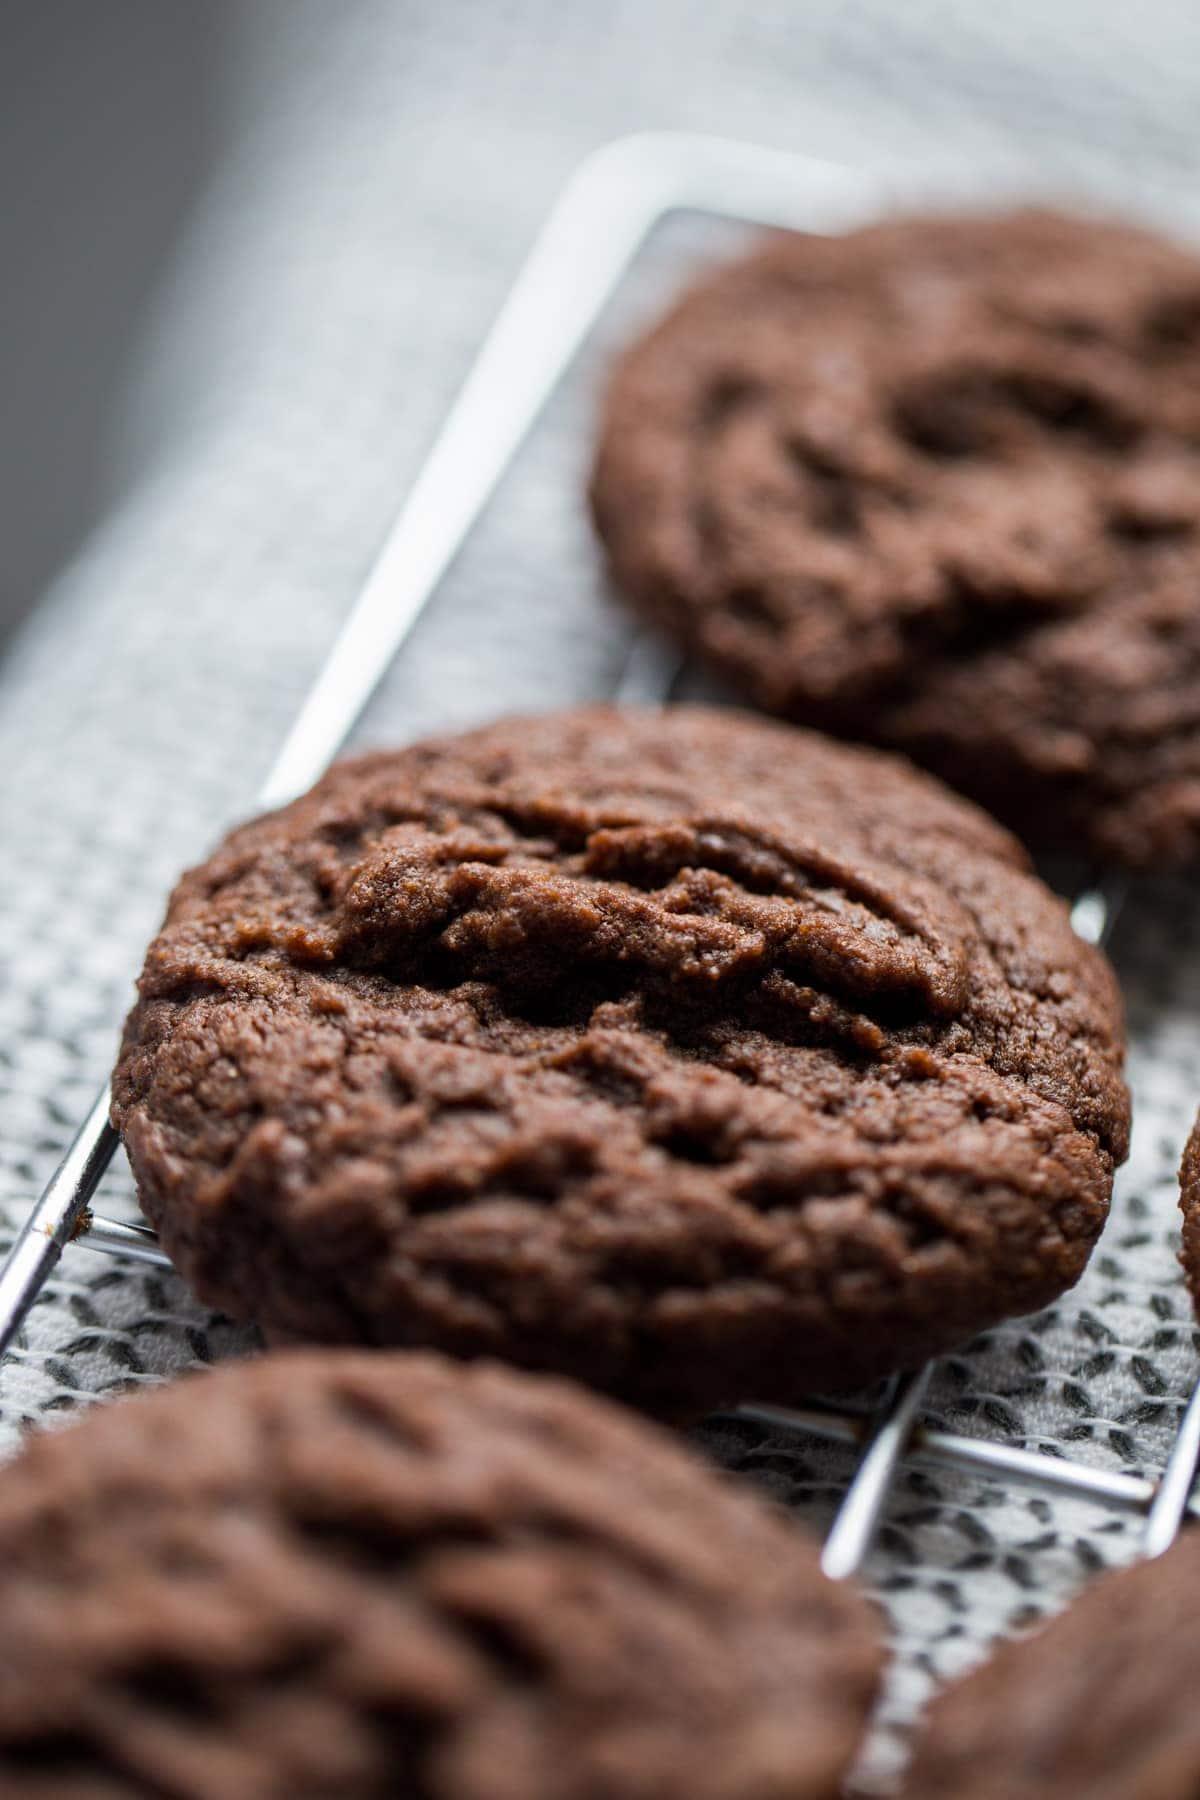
3, 131, 1199, 1782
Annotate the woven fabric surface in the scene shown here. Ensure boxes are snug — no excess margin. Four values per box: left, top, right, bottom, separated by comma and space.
2, 1, 1200, 1782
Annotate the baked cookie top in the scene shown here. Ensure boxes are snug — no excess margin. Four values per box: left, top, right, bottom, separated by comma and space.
112, 705, 1129, 1412
900, 1533, 1200, 1798
591, 209, 1200, 867
0, 1349, 882, 1799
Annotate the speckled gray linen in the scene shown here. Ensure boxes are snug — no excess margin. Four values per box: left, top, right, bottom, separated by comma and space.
3, 2, 1200, 1781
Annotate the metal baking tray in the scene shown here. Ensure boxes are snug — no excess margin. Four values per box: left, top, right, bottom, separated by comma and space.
3, 132, 1198, 1788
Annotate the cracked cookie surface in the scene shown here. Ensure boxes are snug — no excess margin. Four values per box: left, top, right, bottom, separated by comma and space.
591, 210, 1200, 867
0, 1348, 882, 1799
112, 705, 1129, 1412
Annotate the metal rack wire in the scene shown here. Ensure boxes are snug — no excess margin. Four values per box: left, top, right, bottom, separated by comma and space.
3, 131, 1198, 1603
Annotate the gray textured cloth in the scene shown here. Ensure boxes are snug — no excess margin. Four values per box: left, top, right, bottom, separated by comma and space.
3, 1, 1200, 1782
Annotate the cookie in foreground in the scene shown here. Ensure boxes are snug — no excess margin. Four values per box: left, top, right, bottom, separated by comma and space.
1177, 1113, 1200, 1322
592, 208, 1200, 867
112, 705, 1129, 1412
0, 1348, 881, 1799
900, 1533, 1200, 1798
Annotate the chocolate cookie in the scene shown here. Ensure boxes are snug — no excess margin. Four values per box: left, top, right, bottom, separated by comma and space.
0, 1349, 882, 1800
112, 705, 1129, 1412
591, 209, 1200, 867
1178, 1113, 1200, 1312
900, 1535, 1200, 1798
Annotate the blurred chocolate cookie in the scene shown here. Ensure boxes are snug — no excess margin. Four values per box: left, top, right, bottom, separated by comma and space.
113, 705, 1128, 1411
901, 1533, 1200, 1797
1178, 1112, 1200, 1314
0, 1349, 882, 1799
592, 209, 1200, 866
